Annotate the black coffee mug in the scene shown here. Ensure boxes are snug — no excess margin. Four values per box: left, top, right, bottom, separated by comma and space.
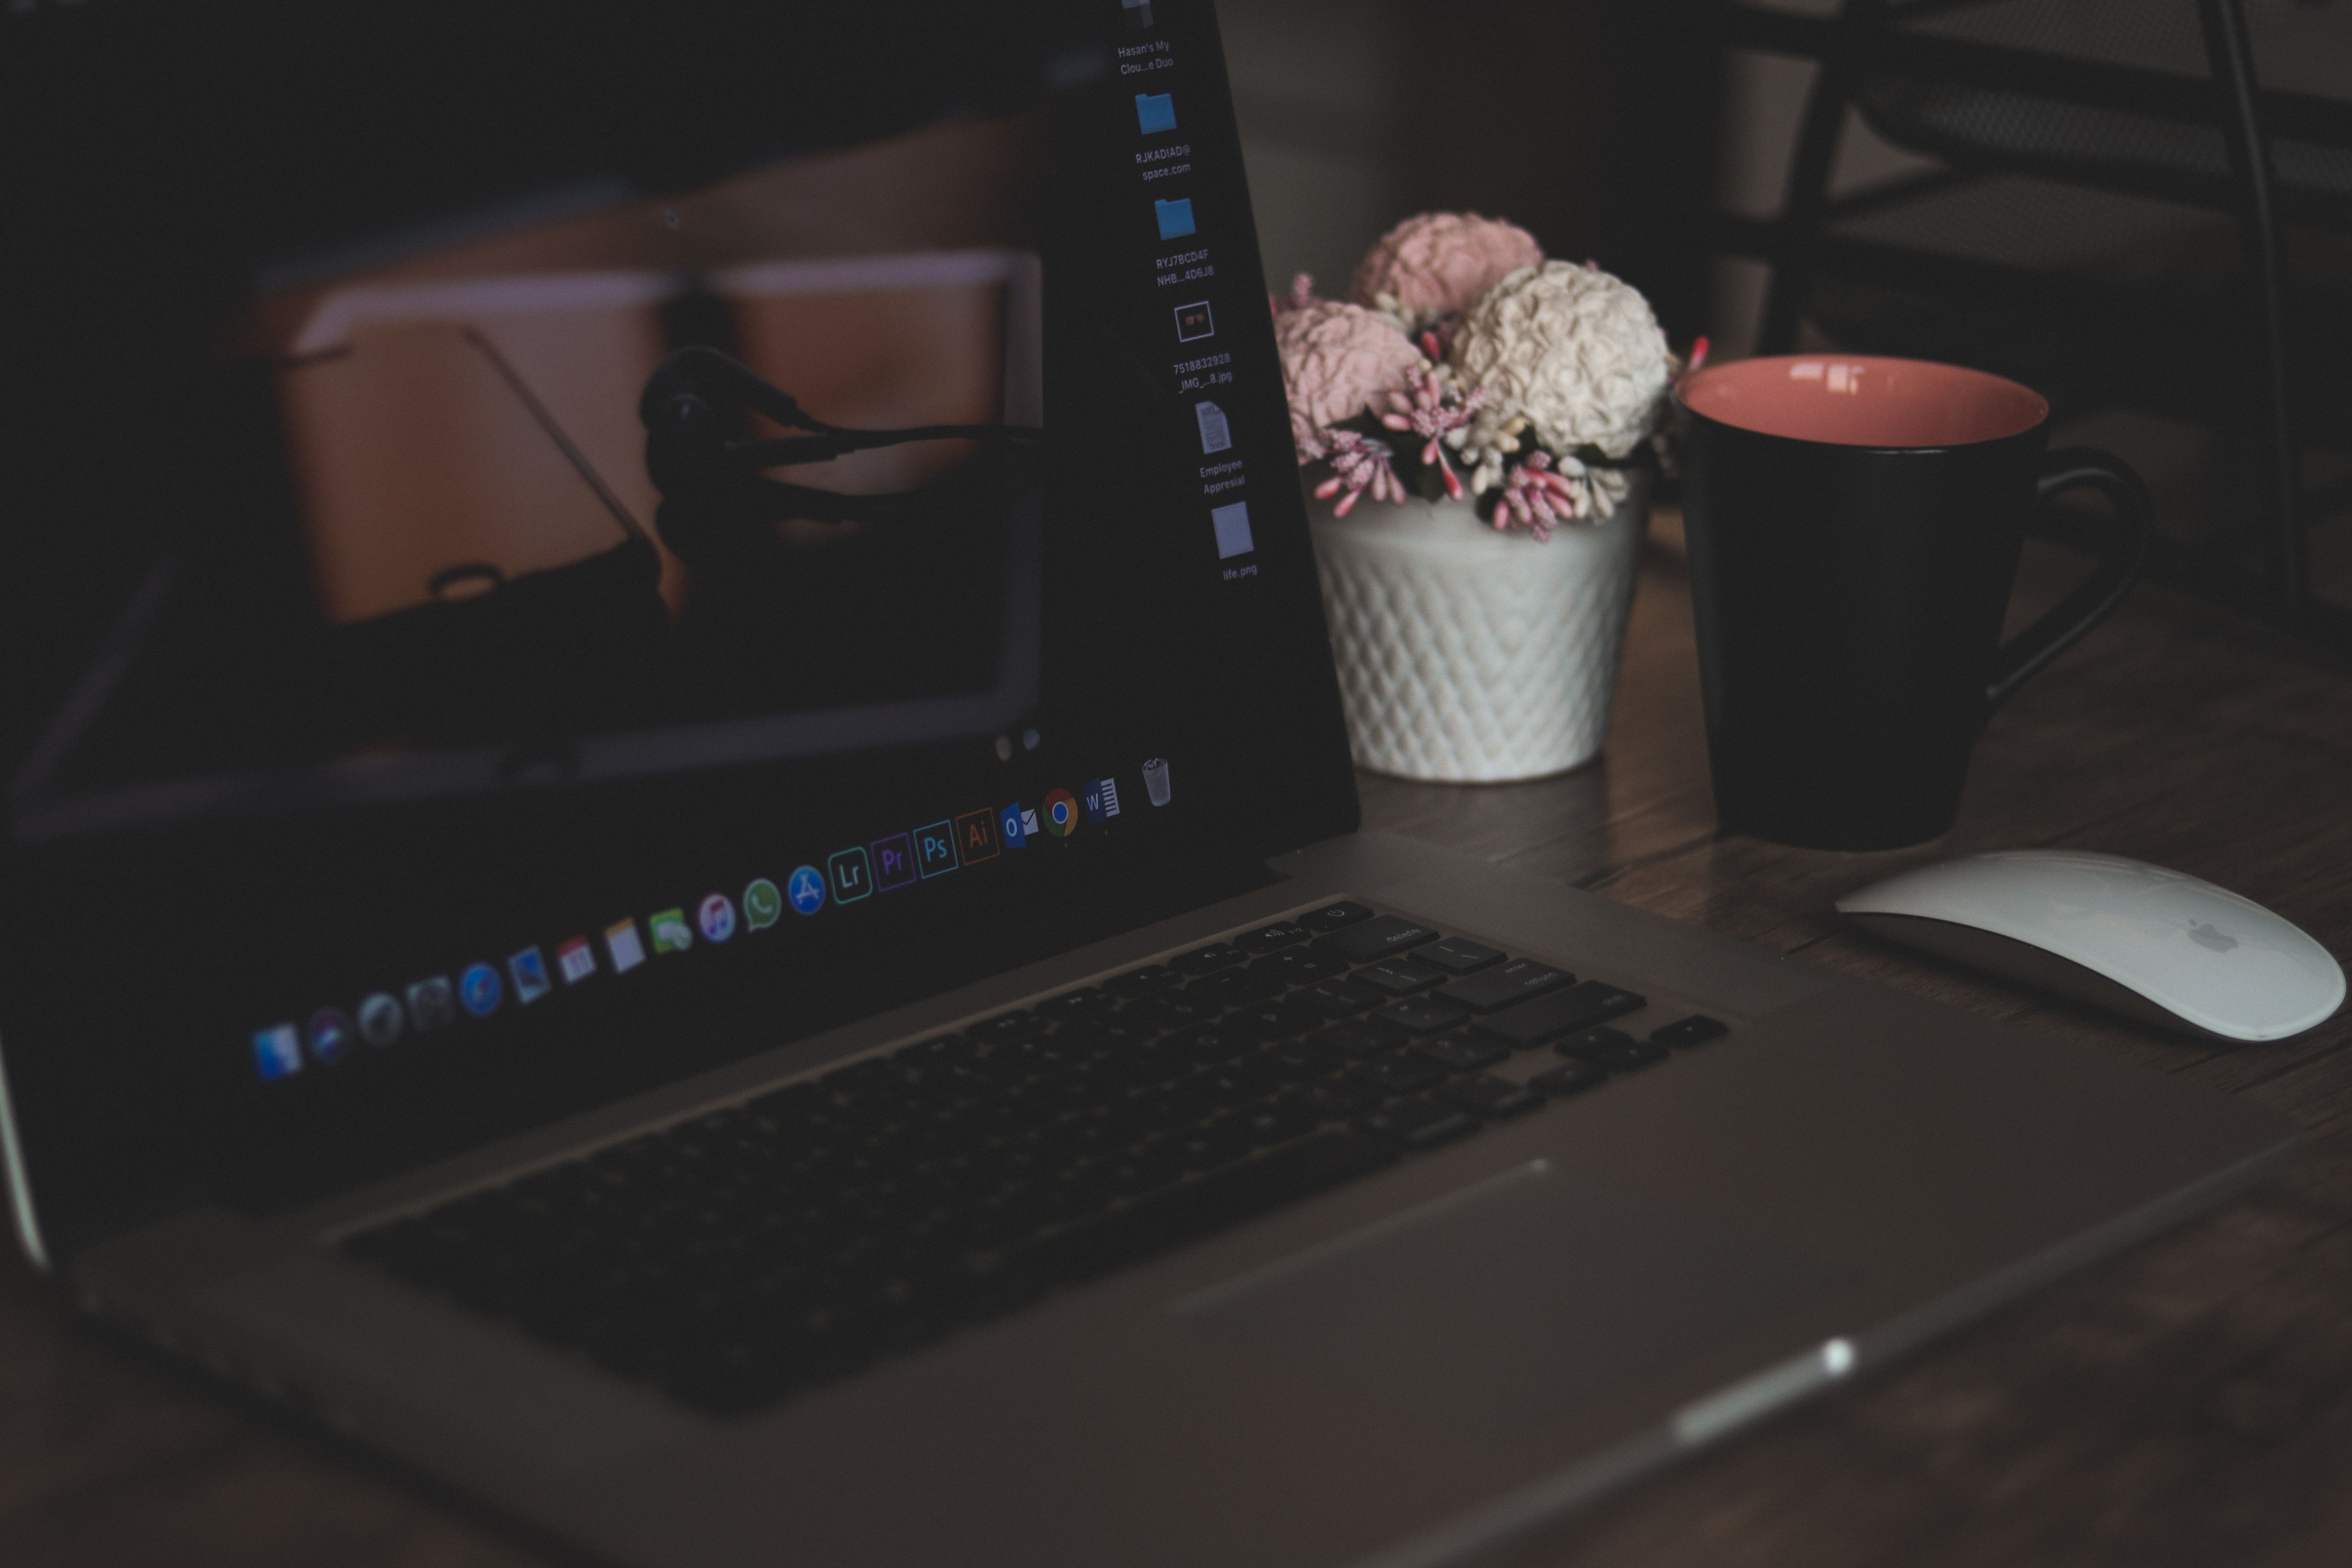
1674, 354, 2153, 851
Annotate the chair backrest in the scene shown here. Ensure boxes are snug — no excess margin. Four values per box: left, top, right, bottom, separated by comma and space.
1845, 0, 2352, 225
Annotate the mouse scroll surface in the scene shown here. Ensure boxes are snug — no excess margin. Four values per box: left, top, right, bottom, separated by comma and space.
1837, 851, 2346, 1042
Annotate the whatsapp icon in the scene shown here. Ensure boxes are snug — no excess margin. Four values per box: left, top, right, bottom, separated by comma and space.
743, 877, 784, 931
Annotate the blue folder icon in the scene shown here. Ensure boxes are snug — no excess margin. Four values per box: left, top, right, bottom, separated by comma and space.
1154, 197, 1196, 240
1135, 92, 1176, 134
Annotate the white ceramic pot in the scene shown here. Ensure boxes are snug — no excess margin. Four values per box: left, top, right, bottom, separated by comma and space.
1308, 472, 1648, 783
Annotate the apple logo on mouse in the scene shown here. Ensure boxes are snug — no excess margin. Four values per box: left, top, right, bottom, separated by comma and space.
2188, 922, 2238, 954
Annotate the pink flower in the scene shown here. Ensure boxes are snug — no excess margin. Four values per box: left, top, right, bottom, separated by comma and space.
1377, 363, 1485, 500
1312, 430, 1404, 517
1351, 212, 1543, 325
1276, 297, 1423, 448
1491, 451, 1579, 541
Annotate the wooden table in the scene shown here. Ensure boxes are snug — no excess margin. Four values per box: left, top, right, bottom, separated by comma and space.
5, 518, 2349, 1566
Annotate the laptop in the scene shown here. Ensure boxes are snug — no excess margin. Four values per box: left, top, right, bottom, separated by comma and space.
0, 3, 2292, 1565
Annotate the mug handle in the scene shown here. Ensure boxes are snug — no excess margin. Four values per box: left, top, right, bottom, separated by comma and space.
1983, 448, 2155, 712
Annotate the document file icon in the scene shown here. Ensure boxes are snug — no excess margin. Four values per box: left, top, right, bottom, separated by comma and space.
1212, 501, 1255, 559
1153, 197, 1196, 240
1195, 401, 1231, 454
1135, 92, 1176, 133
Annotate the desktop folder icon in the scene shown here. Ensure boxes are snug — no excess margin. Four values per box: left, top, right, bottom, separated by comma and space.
1135, 92, 1176, 134
1154, 197, 1195, 241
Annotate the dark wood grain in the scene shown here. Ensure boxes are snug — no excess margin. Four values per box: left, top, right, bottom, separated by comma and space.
4, 514, 2348, 1566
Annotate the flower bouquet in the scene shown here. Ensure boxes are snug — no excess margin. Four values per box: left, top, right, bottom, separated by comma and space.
1278, 213, 1699, 783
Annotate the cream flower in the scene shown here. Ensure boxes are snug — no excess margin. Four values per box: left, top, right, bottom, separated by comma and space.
1275, 298, 1424, 446
1449, 261, 1671, 461
1351, 212, 1542, 328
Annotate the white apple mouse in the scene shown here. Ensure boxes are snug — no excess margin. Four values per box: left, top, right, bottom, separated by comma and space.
1836, 849, 2345, 1042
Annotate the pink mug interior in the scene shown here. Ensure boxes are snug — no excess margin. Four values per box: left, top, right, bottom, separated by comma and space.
1679, 354, 2047, 448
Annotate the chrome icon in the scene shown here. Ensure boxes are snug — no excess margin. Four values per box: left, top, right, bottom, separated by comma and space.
1042, 787, 1078, 837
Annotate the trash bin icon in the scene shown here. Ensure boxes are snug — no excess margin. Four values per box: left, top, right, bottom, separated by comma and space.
1142, 757, 1172, 807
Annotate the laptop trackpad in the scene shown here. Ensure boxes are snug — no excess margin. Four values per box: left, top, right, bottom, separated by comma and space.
1174, 1161, 1835, 1441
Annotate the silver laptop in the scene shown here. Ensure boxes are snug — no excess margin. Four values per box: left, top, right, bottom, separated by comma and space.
0, 4, 2291, 1566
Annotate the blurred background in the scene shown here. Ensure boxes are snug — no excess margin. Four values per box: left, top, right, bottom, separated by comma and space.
1222, 0, 2352, 652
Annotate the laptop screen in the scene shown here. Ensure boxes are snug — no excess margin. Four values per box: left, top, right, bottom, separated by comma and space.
0, 0, 1355, 1253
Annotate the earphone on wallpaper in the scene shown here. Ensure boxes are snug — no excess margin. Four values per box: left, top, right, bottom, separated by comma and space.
639, 345, 1044, 569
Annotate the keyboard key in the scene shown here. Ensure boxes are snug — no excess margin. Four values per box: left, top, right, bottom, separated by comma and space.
1561, 1033, 1668, 1073
1163, 1025, 1249, 1063
1165, 1120, 1256, 1172
1652, 1014, 1729, 1049
1556, 1026, 1632, 1059
1412, 936, 1505, 975
1436, 960, 1571, 1013
1376, 995, 1471, 1035
1309, 1015, 1409, 1057
1440, 1074, 1539, 1118
996, 1036, 1094, 1076
1354, 1098, 1479, 1149
1095, 1148, 1187, 1196
1530, 1061, 1608, 1098
1054, 1017, 1161, 1054
1224, 1001, 1326, 1042
1314, 915, 1442, 965
1020, 1131, 1396, 1286
1354, 1055, 1446, 1097
967, 1011, 1050, 1044
1102, 964, 1181, 999
1263, 1039, 1347, 1083
1297, 900, 1376, 933
1184, 967, 1286, 1007
1295, 978, 1382, 1017
1087, 1044, 1195, 1088
1416, 1033, 1507, 1071
1234, 1099, 1321, 1146
1255, 947, 1350, 984
1127, 1087, 1216, 1136
893, 1034, 979, 1067
1353, 958, 1445, 996
1172, 943, 1247, 976
1236, 921, 1312, 955
1033, 988, 1118, 1020
1475, 981, 1647, 1049
1120, 994, 1222, 1031
1297, 1077, 1381, 1120
1193, 1056, 1288, 1106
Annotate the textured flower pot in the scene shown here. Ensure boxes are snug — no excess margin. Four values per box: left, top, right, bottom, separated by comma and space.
1309, 472, 1648, 782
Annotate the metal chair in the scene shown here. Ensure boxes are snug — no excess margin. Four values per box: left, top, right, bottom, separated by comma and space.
1717, 0, 2352, 652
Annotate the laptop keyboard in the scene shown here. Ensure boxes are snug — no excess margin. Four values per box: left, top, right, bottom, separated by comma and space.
342, 900, 1726, 1419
